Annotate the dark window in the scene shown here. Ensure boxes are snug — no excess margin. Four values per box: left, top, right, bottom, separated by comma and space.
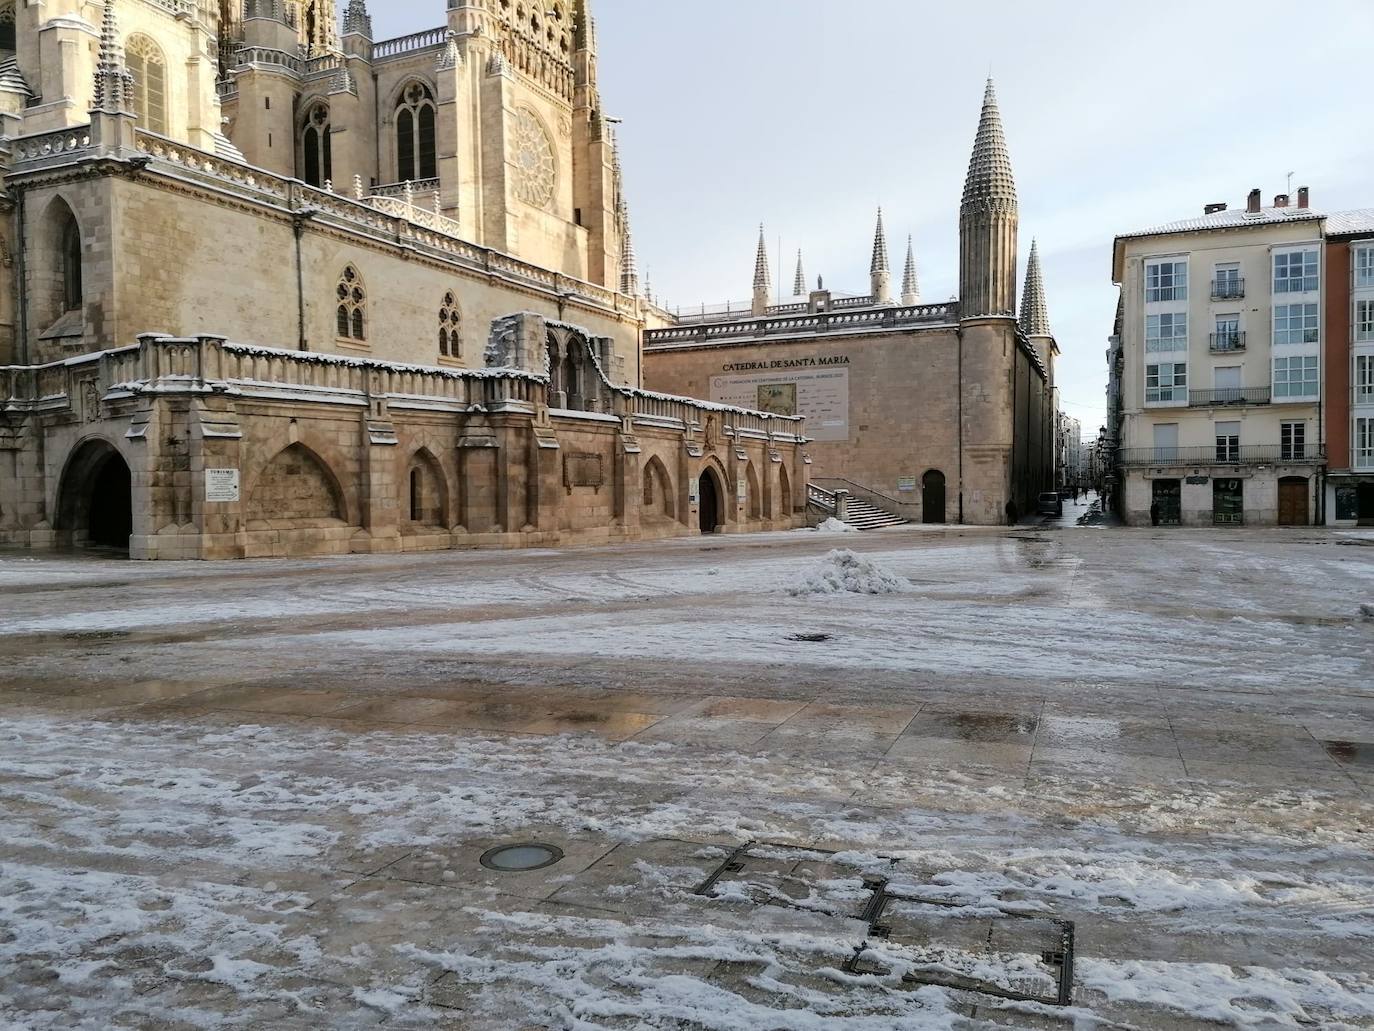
62, 215, 82, 312
418, 105, 436, 179
396, 108, 414, 183
0, 16, 15, 53
410, 468, 421, 521
301, 105, 331, 187
395, 82, 436, 183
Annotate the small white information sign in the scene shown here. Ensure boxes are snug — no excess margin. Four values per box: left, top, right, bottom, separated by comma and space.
736, 478, 747, 502
205, 468, 241, 503
688, 477, 700, 504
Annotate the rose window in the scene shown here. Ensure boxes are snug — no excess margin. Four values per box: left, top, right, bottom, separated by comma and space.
512, 109, 556, 209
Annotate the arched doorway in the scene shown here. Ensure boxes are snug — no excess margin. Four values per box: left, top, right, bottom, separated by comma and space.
778, 463, 792, 518
57, 439, 133, 550
922, 470, 946, 524
698, 467, 723, 534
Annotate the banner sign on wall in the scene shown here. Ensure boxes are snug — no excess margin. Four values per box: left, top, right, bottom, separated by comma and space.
710, 367, 850, 442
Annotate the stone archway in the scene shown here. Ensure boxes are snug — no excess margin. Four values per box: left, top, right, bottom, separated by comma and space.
745, 461, 762, 520
641, 456, 675, 523
404, 448, 447, 528
778, 463, 792, 518
56, 438, 133, 550
246, 443, 344, 524
698, 465, 724, 534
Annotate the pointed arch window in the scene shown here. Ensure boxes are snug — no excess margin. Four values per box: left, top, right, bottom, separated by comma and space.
438, 291, 461, 357
395, 82, 437, 183
336, 265, 366, 341
61, 212, 82, 312
0, 5, 16, 53
301, 103, 332, 188
126, 35, 167, 135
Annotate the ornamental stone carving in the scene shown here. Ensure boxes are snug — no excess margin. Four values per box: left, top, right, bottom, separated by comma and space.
512, 108, 556, 210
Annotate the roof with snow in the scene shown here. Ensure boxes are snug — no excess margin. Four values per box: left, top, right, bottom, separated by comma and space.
1326, 209, 1374, 237
1116, 205, 1323, 241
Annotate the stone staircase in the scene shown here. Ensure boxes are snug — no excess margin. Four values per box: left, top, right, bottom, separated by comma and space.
807, 483, 910, 531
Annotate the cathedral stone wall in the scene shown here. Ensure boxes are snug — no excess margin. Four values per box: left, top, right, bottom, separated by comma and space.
0, 328, 806, 560
644, 315, 1051, 527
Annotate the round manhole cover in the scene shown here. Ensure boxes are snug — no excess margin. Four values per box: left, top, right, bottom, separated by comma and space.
479, 843, 564, 872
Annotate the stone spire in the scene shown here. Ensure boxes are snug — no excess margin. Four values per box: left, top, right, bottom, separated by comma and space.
959, 78, 1019, 319
869, 207, 891, 303
342, 0, 372, 38
901, 236, 921, 306
793, 251, 806, 297
619, 201, 640, 298
752, 225, 771, 316
92, 0, 135, 115
1020, 238, 1051, 337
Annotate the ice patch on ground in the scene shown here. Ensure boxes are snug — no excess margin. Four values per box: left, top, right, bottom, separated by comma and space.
788, 549, 905, 596
815, 517, 858, 534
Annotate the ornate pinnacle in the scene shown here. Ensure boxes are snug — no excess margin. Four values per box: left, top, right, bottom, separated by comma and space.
342, 0, 372, 39
793, 250, 806, 297
92, 1, 135, 115
962, 78, 1017, 210
870, 207, 890, 275
1020, 238, 1051, 337
753, 225, 770, 294
902, 236, 921, 305
619, 200, 640, 297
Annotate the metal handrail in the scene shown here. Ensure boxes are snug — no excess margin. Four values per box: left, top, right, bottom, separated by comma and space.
1118, 444, 1325, 467
1210, 278, 1245, 300
1208, 331, 1246, 352
1189, 386, 1270, 406
811, 476, 908, 508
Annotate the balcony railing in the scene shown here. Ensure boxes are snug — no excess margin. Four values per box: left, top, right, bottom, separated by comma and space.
1211, 278, 1245, 300
1189, 386, 1270, 406
1209, 331, 1246, 352
1119, 444, 1325, 467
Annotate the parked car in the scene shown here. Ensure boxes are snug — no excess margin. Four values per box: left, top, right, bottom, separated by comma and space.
1037, 492, 1064, 517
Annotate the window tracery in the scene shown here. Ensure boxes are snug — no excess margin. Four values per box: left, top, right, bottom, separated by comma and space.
336, 265, 366, 341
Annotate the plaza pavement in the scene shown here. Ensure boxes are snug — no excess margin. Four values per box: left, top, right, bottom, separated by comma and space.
1, 524, 1372, 1028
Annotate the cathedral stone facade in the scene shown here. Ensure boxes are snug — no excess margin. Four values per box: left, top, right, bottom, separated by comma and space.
0, 0, 806, 558
644, 82, 1058, 526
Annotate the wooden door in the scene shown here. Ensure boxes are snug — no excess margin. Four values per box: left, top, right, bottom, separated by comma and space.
1277, 477, 1308, 526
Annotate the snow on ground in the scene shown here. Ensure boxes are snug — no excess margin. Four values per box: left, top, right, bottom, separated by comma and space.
2, 714, 1373, 1029
1, 527, 1373, 1028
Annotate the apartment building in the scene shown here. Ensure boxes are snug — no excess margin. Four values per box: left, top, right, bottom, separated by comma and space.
1324, 211, 1374, 526
1112, 189, 1326, 526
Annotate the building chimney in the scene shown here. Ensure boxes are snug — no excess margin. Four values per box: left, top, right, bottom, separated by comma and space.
1274, 194, 1290, 208
1247, 188, 1262, 214
1297, 186, 1310, 209
1204, 202, 1228, 215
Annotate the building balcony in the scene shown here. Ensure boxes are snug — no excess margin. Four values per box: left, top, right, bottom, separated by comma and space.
1189, 386, 1270, 407
1119, 444, 1325, 468
1211, 278, 1245, 300
1209, 331, 1246, 353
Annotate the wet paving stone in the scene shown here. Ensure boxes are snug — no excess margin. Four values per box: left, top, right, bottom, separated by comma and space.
902, 710, 1040, 743
1322, 739, 1374, 768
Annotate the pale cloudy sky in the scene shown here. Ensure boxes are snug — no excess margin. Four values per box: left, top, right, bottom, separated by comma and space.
372, 0, 1374, 438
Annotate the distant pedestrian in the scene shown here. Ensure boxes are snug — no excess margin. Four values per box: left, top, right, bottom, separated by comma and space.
1005, 500, 1018, 526
1150, 502, 1161, 527
1072, 486, 1079, 503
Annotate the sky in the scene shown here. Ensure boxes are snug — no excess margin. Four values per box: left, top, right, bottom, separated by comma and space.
370, 0, 1374, 439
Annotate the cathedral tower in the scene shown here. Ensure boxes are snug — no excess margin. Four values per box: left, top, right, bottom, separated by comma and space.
959, 79, 1018, 319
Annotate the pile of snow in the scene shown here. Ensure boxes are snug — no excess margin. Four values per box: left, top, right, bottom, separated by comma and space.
788, 549, 905, 596
815, 517, 858, 534
1360, 603, 1374, 621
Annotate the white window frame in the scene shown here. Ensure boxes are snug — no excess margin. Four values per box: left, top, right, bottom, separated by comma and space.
1145, 260, 1188, 303
1355, 246, 1374, 290
1355, 299, 1374, 343
1273, 303, 1320, 346
1214, 421, 1240, 463
1355, 417, 1374, 469
1213, 262, 1242, 297
1280, 421, 1306, 461
1145, 361, 1188, 404
1273, 355, 1318, 399
1273, 248, 1319, 294
1146, 312, 1189, 352
1355, 354, 1374, 406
